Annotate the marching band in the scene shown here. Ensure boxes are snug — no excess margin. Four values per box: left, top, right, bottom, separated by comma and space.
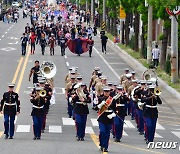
0, 0, 163, 153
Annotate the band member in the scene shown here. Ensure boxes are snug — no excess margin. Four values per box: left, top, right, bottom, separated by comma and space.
111, 86, 129, 142
89, 67, 100, 91
48, 34, 56, 56
76, 75, 83, 83
71, 83, 91, 141
131, 71, 136, 80
133, 81, 148, 135
29, 32, 36, 55
88, 36, 94, 57
40, 34, 47, 55
29, 60, 40, 86
20, 33, 28, 56
96, 87, 116, 152
59, 34, 67, 56
120, 68, 130, 84
65, 75, 77, 118
142, 85, 162, 144
0, 83, 20, 139
30, 87, 46, 140
95, 76, 107, 97
128, 79, 138, 120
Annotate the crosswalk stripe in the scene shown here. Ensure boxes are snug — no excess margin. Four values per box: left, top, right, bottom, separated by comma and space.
16, 125, 30, 132
62, 117, 75, 125
154, 132, 163, 138
123, 130, 128, 136
91, 119, 98, 126
85, 127, 94, 134
124, 120, 135, 128
49, 126, 62, 133
156, 122, 165, 130
171, 131, 180, 138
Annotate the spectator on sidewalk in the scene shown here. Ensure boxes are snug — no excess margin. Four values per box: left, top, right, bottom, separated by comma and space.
152, 45, 160, 67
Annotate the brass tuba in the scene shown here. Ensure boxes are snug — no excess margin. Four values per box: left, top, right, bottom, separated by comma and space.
40, 61, 57, 79
74, 83, 87, 100
142, 69, 158, 85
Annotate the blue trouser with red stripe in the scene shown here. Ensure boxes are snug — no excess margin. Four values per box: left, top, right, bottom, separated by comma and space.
113, 116, 125, 140
75, 114, 87, 138
67, 95, 73, 118
32, 116, 43, 138
137, 109, 144, 132
4, 114, 15, 137
144, 117, 157, 142
99, 122, 112, 150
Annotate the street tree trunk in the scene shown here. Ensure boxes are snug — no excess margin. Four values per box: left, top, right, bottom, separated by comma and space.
125, 13, 130, 46
134, 11, 140, 51
160, 27, 169, 70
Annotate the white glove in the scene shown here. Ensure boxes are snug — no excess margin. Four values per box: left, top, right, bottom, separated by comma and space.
97, 101, 106, 109
68, 97, 72, 103
107, 113, 116, 119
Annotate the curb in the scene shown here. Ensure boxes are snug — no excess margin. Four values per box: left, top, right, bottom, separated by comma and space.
107, 39, 180, 100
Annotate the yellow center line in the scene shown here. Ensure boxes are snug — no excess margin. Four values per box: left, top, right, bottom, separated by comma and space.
0, 132, 3, 138
15, 47, 30, 93
90, 134, 165, 154
12, 56, 24, 84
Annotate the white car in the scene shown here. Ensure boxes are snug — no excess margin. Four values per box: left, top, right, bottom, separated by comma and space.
12, 2, 19, 7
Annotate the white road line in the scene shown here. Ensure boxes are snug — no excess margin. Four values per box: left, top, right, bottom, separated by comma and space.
124, 120, 135, 128
2, 35, 4, 38
8, 29, 10, 31
66, 62, 69, 67
85, 127, 94, 134
62, 117, 75, 125
155, 132, 163, 138
49, 125, 62, 133
109, 62, 126, 65
171, 131, 180, 138
5, 32, 7, 34
123, 130, 128, 136
16, 125, 30, 132
64, 55, 67, 59
62, 88, 65, 94
0, 39, 1, 41
91, 119, 98, 126
156, 122, 166, 130
93, 47, 119, 79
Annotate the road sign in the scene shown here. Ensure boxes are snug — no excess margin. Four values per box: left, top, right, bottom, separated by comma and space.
120, 7, 126, 19
166, 6, 180, 16
101, 22, 106, 30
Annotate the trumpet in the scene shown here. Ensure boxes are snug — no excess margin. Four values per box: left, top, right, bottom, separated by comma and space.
154, 87, 161, 96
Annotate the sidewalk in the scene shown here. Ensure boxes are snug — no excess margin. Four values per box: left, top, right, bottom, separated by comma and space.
93, 30, 180, 116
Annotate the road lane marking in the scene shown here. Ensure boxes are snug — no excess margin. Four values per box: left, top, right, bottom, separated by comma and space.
91, 118, 98, 126
156, 122, 165, 130
85, 127, 94, 134
155, 132, 163, 138
93, 47, 119, 79
64, 55, 67, 59
16, 125, 30, 132
66, 62, 69, 67
5, 32, 7, 34
2, 35, 4, 38
49, 126, 62, 133
12, 57, 24, 84
159, 115, 180, 120
171, 131, 180, 138
124, 120, 135, 128
15, 48, 30, 93
123, 130, 128, 136
62, 117, 75, 125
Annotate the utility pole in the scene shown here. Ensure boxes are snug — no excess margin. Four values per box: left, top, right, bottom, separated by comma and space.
171, 15, 178, 83
103, 0, 106, 23
91, 0, 94, 23
76, 0, 78, 9
147, 5, 153, 64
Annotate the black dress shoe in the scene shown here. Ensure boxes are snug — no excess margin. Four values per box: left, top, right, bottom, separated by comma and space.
146, 140, 149, 144
4, 135, 9, 139
139, 132, 144, 135
99, 147, 103, 152
76, 137, 80, 141
37, 137, 41, 140
41, 130, 44, 133
114, 138, 121, 142
9, 136, 13, 139
103, 148, 108, 152
80, 138, 84, 141
33, 136, 37, 140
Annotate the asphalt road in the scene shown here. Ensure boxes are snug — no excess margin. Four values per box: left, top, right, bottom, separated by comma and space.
0, 10, 180, 154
